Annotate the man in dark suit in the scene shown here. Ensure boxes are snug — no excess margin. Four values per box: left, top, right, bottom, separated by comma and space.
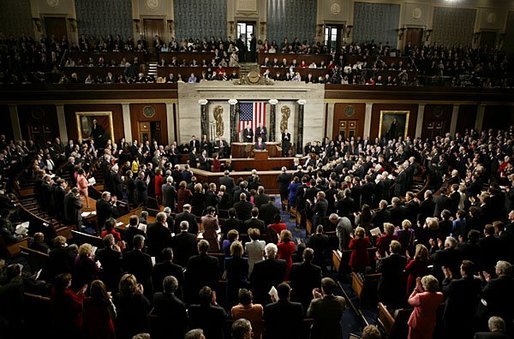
290, 248, 322, 310
53, 178, 67, 220
442, 260, 481, 339
96, 234, 122, 292
219, 170, 235, 193
162, 176, 177, 210
418, 190, 435, 224
189, 135, 200, 151
174, 204, 198, 234
377, 240, 407, 309
250, 243, 286, 305
188, 286, 227, 339
171, 220, 198, 267
146, 212, 173, 260
307, 278, 347, 339
152, 247, 184, 297
222, 208, 243, 235
481, 260, 514, 334
242, 127, 253, 143
277, 167, 292, 210
152, 276, 188, 339
434, 188, 452, 217
96, 191, 117, 232
281, 129, 291, 157
254, 137, 266, 151
243, 208, 266, 235
254, 186, 270, 208
63, 187, 82, 227
234, 193, 253, 222
255, 124, 267, 142
185, 240, 220, 304
259, 197, 280, 227
263, 282, 303, 339
372, 200, 391, 229
479, 224, 503, 271
123, 215, 146, 251
122, 234, 153, 293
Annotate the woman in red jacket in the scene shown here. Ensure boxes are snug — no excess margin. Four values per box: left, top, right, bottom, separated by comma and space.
349, 227, 370, 272
277, 229, 296, 280
154, 168, 163, 204
407, 275, 444, 339
405, 244, 430, 296
83, 280, 116, 339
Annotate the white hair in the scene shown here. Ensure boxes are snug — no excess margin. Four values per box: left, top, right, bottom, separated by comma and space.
264, 243, 278, 259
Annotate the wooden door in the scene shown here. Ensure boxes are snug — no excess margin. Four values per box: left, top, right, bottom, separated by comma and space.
44, 17, 67, 41
138, 122, 151, 144
336, 120, 358, 140
405, 28, 423, 48
143, 18, 165, 41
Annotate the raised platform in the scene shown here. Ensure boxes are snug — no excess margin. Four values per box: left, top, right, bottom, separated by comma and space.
223, 156, 295, 171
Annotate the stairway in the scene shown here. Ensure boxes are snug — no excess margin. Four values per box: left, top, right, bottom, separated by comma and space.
239, 62, 258, 78
147, 62, 158, 78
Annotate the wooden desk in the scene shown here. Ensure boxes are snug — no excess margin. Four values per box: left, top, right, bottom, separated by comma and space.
258, 53, 332, 67
157, 66, 240, 81
231, 142, 280, 158
223, 157, 295, 171
158, 51, 215, 65
254, 150, 268, 161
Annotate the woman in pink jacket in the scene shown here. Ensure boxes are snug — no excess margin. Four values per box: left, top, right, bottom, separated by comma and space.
407, 275, 444, 339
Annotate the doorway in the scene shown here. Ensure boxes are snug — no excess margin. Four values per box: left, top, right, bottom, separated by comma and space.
138, 121, 162, 144
44, 17, 68, 42
324, 24, 344, 53
337, 120, 358, 139
237, 22, 255, 51
143, 18, 165, 45
405, 28, 423, 49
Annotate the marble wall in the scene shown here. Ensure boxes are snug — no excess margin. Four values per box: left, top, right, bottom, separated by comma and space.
177, 82, 325, 152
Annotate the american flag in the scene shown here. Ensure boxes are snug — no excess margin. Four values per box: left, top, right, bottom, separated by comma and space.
238, 101, 267, 132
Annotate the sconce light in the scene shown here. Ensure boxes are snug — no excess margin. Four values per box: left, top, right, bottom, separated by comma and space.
396, 27, 406, 40
167, 20, 174, 34
32, 18, 42, 32
346, 25, 353, 38
133, 19, 141, 33
67, 18, 77, 32
260, 21, 266, 35
228, 21, 235, 35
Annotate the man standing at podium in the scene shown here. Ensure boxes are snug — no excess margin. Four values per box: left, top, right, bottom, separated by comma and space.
282, 129, 291, 157
243, 126, 254, 143
256, 124, 267, 142
255, 137, 266, 151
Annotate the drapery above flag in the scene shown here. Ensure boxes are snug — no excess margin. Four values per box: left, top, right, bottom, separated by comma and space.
238, 101, 267, 132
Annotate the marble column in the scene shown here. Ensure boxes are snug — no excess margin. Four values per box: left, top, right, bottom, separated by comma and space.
8, 105, 21, 141
56, 105, 69, 142
450, 104, 459, 135
415, 104, 425, 138
364, 103, 373, 139
296, 100, 306, 155
475, 104, 485, 131
268, 99, 278, 142
122, 103, 133, 143
166, 103, 175, 144
228, 99, 238, 143
199, 99, 209, 139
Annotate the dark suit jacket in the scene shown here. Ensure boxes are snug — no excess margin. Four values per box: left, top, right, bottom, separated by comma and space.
254, 193, 270, 208
264, 300, 303, 339
290, 262, 322, 309
152, 261, 184, 294
174, 211, 198, 234
221, 217, 243, 236
122, 249, 153, 288
243, 218, 266, 235
161, 184, 177, 209
64, 192, 82, 226
96, 198, 116, 229
170, 231, 198, 267
146, 222, 173, 258
123, 226, 145, 251
254, 142, 266, 150
250, 258, 286, 305
377, 253, 407, 308
234, 200, 253, 221
185, 253, 220, 303
96, 246, 122, 291
152, 292, 188, 339
189, 304, 227, 339
442, 276, 481, 335
259, 202, 280, 227
482, 275, 514, 322
474, 332, 510, 339
219, 176, 235, 193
